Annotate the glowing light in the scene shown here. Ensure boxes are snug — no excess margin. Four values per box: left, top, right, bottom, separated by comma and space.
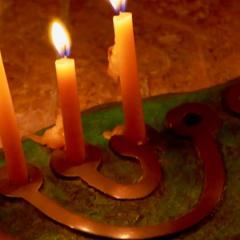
51, 20, 71, 57
109, 0, 127, 13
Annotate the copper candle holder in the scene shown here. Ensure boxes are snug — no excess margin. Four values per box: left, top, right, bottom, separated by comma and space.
50, 130, 162, 200
7, 77, 240, 240
0, 97, 227, 239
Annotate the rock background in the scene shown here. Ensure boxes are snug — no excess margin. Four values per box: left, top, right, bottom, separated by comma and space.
0, 0, 239, 133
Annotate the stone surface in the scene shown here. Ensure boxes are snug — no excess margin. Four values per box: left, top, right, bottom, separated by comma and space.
0, 0, 240, 134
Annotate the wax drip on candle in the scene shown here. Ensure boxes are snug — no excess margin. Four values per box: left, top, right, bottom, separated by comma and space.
107, 45, 119, 81
107, 0, 127, 82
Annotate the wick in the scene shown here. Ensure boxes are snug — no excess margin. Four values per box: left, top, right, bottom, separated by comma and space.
61, 45, 69, 58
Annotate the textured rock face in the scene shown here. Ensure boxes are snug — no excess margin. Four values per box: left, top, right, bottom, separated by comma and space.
0, 0, 239, 134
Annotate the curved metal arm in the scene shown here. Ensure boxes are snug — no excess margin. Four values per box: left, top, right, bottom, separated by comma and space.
51, 140, 162, 200
0, 102, 226, 239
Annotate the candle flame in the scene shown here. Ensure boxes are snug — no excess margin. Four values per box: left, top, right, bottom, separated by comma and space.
109, 0, 127, 13
51, 20, 71, 57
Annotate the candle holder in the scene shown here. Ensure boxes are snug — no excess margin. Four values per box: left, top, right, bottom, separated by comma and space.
2, 79, 240, 240
50, 128, 162, 200
0, 102, 225, 239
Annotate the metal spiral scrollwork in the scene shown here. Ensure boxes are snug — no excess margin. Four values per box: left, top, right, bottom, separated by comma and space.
0, 102, 226, 239
50, 136, 162, 200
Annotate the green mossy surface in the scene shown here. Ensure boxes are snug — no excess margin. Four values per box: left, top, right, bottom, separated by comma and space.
1, 81, 240, 239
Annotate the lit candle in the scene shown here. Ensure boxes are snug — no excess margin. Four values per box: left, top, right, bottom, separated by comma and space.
51, 21, 85, 164
110, 0, 146, 144
0, 52, 28, 185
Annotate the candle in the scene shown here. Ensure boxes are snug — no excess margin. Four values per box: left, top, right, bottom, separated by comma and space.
51, 21, 85, 164
110, 0, 146, 144
0, 52, 28, 185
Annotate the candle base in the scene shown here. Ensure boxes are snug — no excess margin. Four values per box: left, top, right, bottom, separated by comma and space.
0, 165, 43, 198
50, 139, 162, 200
